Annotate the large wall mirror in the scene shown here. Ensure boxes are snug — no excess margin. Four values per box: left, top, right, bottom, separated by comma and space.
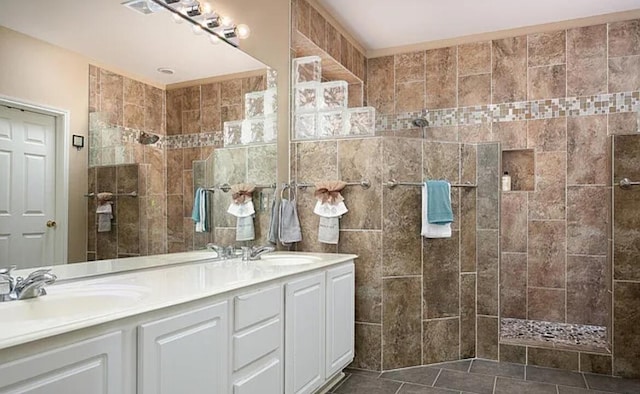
0, 0, 278, 269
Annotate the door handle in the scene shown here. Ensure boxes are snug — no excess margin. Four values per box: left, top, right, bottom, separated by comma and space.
46, 220, 57, 228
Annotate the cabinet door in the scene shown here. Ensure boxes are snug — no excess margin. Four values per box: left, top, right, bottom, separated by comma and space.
325, 263, 355, 377
285, 273, 325, 394
0, 331, 123, 394
138, 302, 228, 394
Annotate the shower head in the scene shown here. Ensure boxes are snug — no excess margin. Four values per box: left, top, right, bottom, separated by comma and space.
138, 132, 160, 145
412, 117, 429, 128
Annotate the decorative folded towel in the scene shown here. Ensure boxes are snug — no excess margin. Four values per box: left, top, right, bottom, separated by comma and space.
314, 181, 347, 204
96, 192, 113, 205
227, 185, 256, 241
96, 202, 113, 233
191, 188, 209, 233
426, 180, 453, 224
314, 181, 348, 244
231, 183, 256, 204
421, 182, 452, 238
279, 198, 302, 246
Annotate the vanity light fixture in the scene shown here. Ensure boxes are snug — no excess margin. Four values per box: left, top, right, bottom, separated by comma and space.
149, 0, 250, 47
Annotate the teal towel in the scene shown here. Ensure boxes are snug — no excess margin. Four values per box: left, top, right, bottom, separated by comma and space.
426, 180, 453, 224
191, 187, 203, 222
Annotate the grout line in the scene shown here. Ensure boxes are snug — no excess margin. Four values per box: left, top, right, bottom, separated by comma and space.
556, 385, 560, 394
432, 368, 443, 386
582, 372, 590, 389
393, 382, 404, 394
492, 376, 498, 394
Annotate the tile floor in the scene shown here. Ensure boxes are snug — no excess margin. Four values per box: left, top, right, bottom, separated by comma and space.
331, 360, 640, 394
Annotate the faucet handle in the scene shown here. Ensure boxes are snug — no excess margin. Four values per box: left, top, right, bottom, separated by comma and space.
0, 265, 16, 276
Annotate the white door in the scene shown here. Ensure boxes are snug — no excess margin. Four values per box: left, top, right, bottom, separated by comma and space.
285, 273, 325, 394
0, 105, 56, 269
0, 332, 124, 394
325, 263, 355, 378
138, 302, 229, 394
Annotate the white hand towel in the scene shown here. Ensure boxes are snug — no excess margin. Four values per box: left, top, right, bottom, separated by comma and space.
195, 189, 208, 233
228, 201, 256, 241
318, 216, 340, 244
96, 203, 113, 233
421, 184, 452, 238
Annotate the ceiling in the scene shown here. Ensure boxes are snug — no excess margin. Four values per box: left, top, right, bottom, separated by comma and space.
0, 0, 266, 85
317, 0, 640, 51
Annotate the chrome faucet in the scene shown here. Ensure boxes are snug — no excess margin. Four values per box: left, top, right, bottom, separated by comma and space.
206, 244, 239, 259
242, 245, 275, 261
0, 266, 57, 301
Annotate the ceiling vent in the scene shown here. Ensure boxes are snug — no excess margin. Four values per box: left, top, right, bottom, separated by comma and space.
121, 0, 161, 15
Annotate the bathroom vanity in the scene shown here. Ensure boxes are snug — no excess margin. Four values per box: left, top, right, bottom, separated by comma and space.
0, 252, 356, 394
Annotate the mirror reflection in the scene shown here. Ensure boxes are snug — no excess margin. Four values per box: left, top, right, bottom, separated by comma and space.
0, 0, 278, 268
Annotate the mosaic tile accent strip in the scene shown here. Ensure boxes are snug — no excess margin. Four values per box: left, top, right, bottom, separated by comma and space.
376, 91, 640, 131
164, 132, 223, 149
501, 318, 608, 351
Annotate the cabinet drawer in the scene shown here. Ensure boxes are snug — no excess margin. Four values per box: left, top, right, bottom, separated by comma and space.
233, 318, 281, 371
233, 359, 281, 394
234, 285, 281, 331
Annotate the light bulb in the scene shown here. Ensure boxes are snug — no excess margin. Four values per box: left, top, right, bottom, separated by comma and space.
220, 15, 232, 26
201, 2, 212, 14
209, 34, 221, 45
192, 24, 204, 35
236, 24, 251, 39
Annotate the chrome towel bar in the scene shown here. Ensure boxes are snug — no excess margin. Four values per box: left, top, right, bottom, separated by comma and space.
384, 179, 477, 188
619, 178, 640, 189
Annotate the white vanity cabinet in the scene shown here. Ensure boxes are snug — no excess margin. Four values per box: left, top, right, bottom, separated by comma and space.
138, 301, 229, 394
325, 264, 355, 378
285, 262, 355, 394
231, 285, 283, 394
0, 331, 124, 394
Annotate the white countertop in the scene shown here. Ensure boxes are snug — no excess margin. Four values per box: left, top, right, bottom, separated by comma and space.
0, 252, 356, 350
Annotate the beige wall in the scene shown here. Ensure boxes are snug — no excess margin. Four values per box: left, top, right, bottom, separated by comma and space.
0, 26, 89, 263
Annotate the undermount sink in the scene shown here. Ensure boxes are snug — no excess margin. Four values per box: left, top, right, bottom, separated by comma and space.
259, 253, 323, 266
0, 284, 150, 323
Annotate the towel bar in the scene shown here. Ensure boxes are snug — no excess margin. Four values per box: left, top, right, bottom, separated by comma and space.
384, 179, 477, 188
205, 183, 277, 193
619, 178, 640, 189
84, 192, 138, 197
293, 179, 371, 190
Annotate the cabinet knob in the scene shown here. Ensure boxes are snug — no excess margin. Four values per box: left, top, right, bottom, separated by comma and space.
46, 220, 57, 228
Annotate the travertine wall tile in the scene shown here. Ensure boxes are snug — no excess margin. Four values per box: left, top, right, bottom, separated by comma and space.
567, 24, 607, 96
383, 277, 422, 369
567, 115, 608, 185
459, 74, 491, 107
528, 65, 566, 100
461, 274, 477, 358
339, 231, 382, 324
609, 56, 640, 92
613, 281, 640, 377
500, 253, 527, 319
424, 232, 460, 318
477, 229, 499, 316
367, 56, 395, 115
608, 19, 640, 57
352, 323, 382, 370
528, 287, 566, 322
567, 187, 609, 255
501, 193, 527, 252
458, 41, 491, 76
477, 316, 499, 360
492, 36, 527, 103
423, 318, 460, 364
529, 151, 566, 220
528, 31, 566, 67
528, 220, 566, 288
426, 47, 457, 109
567, 255, 608, 326
395, 52, 425, 83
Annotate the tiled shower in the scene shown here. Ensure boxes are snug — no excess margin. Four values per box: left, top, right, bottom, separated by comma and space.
292, 0, 640, 378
